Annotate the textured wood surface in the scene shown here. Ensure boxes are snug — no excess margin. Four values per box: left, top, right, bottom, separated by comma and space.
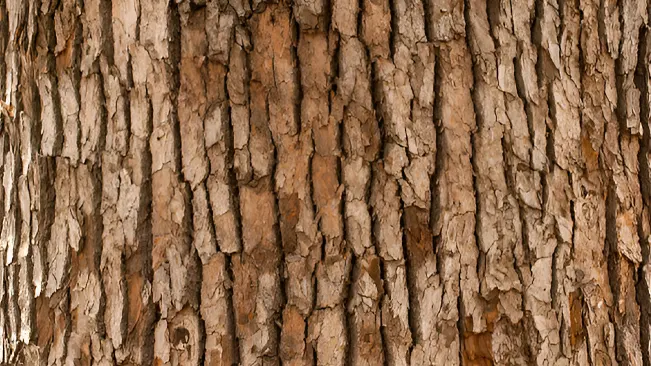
2, 0, 651, 364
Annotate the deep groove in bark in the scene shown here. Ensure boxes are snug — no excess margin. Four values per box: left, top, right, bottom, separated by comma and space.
636, 22, 651, 366
223, 54, 243, 366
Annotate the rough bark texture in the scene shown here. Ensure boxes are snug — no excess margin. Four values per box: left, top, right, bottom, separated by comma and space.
3, 0, 651, 365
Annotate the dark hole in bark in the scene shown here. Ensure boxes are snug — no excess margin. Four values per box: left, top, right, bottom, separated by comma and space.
173, 327, 191, 346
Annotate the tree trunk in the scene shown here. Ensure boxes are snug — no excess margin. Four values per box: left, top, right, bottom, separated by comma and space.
1, 0, 651, 364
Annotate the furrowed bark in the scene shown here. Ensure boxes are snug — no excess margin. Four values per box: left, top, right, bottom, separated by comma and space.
431, 34, 479, 366
343, 53, 382, 366
536, 0, 592, 362
465, 0, 530, 362
373, 0, 437, 364
178, 2, 239, 364
306, 2, 352, 365
339, 2, 386, 363
370, 164, 411, 366
3, 3, 24, 355
63, 0, 112, 362
278, 10, 329, 365
230, 4, 288, 365
611, 0, 647, 364
143, 0, 201, 364
3, 0, 651, 365
32, 0, 56, 359
101, 0, 156, 363
509, 0, 568, 362
576, 0, 621, 362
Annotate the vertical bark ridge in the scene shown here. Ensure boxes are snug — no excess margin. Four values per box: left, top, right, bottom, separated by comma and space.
64, 0, 112, 362
45, 19, 83, 366
536, 0, 593, 362
0, 141, 6, 363
340, 1, 389, 365
31, 156, 56, 365
510, 0, 570, 362
32, 0, 57, 307
0, 0, 7, 361
372, 0, 438, 364
363, 3, 414, 366
36, 0, 62, 159
306, 1, 352, 365
230, 4, 290, 365
201, 6, 241, 365
16, 1, 45, 357
143, 0, 202, 363
100, 58, 130, 363
101, 0, 158, 363
610, 0, 648, 364
29, 0, 76, 363
100, 0, 129, 360
330, 1, 391, 363
278, 3, 330, 364
0, 0, 5, 100
2, 1, 26, 355
576, 0, 621, 362
427, 5, 480, 362
369, 164, 411, 366
55, 0, 82, 166
434, 39, 478, 366
29, 3, 60, 359
464, 0, 531, 362
177, 2, 240, 364
226, 15, 251, 366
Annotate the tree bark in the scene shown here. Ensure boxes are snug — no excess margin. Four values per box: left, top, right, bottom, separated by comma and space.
2, 0, 651, 365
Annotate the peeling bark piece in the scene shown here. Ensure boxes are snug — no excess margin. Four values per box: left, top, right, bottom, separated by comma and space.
45, 159, 77, 298
424, 0, 465, 41
233, 180, 281, 366
66, 163, 113, 365
201, 254, 237, 366
332, 0, 358, 37
79, 74, 104, 165
54, 0, 82, 165
293, 0, 326, 30
205, 82, 240, 255
228, 31, 252, 185
280, 305, 312, 366
360, 0, 390, 60
36, 1, 62, 157
347, 254, 384, 366
308, 308, 347, 366
178, 4, 209, 190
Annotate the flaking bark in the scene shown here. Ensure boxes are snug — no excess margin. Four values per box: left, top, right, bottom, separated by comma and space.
3, 0, 651, 365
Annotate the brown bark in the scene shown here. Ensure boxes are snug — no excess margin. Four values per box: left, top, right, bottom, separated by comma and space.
3, 0, 651, 365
